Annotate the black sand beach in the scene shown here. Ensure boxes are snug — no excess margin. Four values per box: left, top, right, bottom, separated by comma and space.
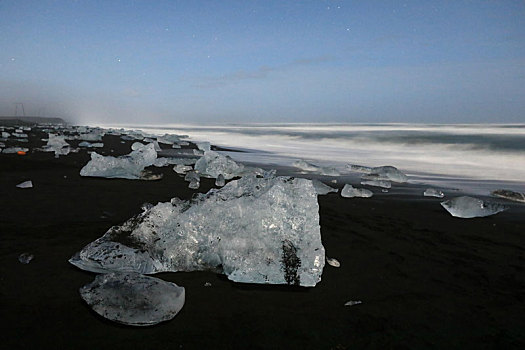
1, 126, 524, 349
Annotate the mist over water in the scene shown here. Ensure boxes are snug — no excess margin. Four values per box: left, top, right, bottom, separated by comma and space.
99, 123, 525, 194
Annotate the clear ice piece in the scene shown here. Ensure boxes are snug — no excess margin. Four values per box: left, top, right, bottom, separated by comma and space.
2, 147, 29, 154
42, 133, 71, 157
361, 180, 391, 189
215, 174, 225, 187
79, 272, 185, 326
18, 252, 34, 264
440, 196, 508, 218
424, 188, 444, 198
312, 179, 338, 195
69, 175, 325, 287
173, 164, 193, 174
326, 257, 340, 267
195, 141, 211, 152
80, 143, 157, 179
16, 180, 33, 188
194, 151, 244, 179
293, 160, 320, 172
188, 179, 200, 189
341, 184, 373, 198
344, 300, 362, 306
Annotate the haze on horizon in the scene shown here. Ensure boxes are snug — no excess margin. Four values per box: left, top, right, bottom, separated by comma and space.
0, 0, 524, 125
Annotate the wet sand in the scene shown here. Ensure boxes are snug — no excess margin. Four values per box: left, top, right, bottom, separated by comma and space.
1, 127, 524, 349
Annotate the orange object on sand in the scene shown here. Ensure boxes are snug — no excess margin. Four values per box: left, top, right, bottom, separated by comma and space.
17, 151, 26, 155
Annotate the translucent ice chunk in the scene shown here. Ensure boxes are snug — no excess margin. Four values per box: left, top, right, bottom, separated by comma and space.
424, 188, 444, 198
41, 133, 71, 157
184, 171, 200, 182
1, 131, 10, 138
16, 180, 33, 188
70, 175, 325, 286
368, 166, 408, 183
157, 134, 182, 145
78, 141, 103, 148
215, 174, 225, 187
312, 179, 338, 195
293, 160, 320, 172
344, 300, 362, 306
319, 167, 340, 176
326, 257, 340, 267
194, 151, 244, 180
78, 131, 104, 141
188, 179, 200, 189
346, 164, 372, 173
18, 252, 34, 264
361, 180, 391, 189
173, 164, 193, 174
195, 141, 211, 152
491, 189, 525, 203
440, 196, 508, 218
341, 184, 373, 198
79, 272, 185, 326
80, 143, 157, 179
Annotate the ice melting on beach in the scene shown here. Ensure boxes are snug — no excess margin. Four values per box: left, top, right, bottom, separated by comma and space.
42, 133, 71, 157
194, 150, 244, 179
18, 252, 34, 264
80, 143, 157, 179
348, 164, 408, 183
312, 179, 338, 195
69, 174, 325, 286
361, 180, 391, 189
16, 180, 33, 188
491, 189, 525, 203
440, 196, 508, 218
341, 184, 373, 198
424, 188, 445, 198
80, 272, 185, 326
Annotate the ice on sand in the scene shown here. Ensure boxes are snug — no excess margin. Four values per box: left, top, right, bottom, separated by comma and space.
80, 143, 157, 180
79, 272, 185, 326
491, 189, 525, 203
18, 252, 34, 264
16, 180, 33, 188
215, 174, 226, 187
173, 164, 193, 174
42, 133, 71, 157
78, 141, 103, 148
348, 164, 408, 183
424, 188, 444, 198
194, 151, 244, 180
344, 300, 362, 306
293, 160, 320, 172
361, 180, 391, 189
2, 147, 29, 154
326, 257, 340, 267
312, 179, 338, 195
341, 184, 373, 198
440, 196, 508, 218
69, 174, 325, 287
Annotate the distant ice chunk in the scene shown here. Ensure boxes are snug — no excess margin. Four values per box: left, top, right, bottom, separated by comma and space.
18, 252, 34, 264
3, 147, 29, 154
319, 167, 340, 176
215, 174, 225, 187
41, 133, 71, 157
195, 141, 211, 152
424, 188, 444, 198
346, 164, 372, 173
194, 151, 244, 180
79, 272, 185, 326
440, 196, 508, 218
12, 132, 28, 138
80, 143, 157, 180
344, 300, 362, 307
157, 134, 182, 145
312, 179, 338, 195
341, 184, 373, 198
491, 189, 525, 203
16, 180, 33, 188
1, 131, 10, 138
69, 175, 325, 287
78, 141, 104, 148
326, 257, 340, 267
293, 160, 320, 172
348, 164, 408, 183
78, 130, 104, 141
361, 180, 391, 189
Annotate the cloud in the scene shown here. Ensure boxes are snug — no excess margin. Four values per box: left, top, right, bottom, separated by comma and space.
192, 56, 334, 88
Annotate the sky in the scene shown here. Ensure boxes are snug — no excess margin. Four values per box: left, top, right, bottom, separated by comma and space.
0, 0, 524, 124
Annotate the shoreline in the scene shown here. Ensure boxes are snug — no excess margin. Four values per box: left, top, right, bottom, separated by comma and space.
1, 123, 524, 348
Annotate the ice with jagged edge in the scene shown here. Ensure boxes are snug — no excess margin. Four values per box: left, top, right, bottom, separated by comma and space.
440, 196, 508, 218
491, 189, 525, 203
347, 164, 408, 183
80, 143, 157, 179
69, 174, 325, 287
41, 133, 71, 157
80, 272, 185, 326
312, 179, 338, 195
341, 184, 373, 198
424, 188, 444, 198
361, 180, 391, 189
194, 150, 245, 180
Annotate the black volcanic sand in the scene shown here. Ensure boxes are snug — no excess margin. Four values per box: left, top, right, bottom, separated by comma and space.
1, 126, 524, 349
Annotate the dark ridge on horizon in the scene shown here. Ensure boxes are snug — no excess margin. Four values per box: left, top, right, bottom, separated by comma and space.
0, 116, 67, 125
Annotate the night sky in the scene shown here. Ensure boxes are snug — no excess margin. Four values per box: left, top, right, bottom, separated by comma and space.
1, 0, 524, 124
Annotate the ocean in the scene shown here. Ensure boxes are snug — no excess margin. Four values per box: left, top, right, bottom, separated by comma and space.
98, 123, 525, 195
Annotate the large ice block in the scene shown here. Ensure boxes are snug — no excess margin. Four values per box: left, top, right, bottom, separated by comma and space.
70, 174, 325, 287
79, 272, 185, 326
194, 150, 244, 180
42, 133, 71, 157
80, 143, 157, 179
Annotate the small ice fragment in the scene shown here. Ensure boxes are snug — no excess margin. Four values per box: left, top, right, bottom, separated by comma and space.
346, 164, 372, 173
491, 189, 525, 203
18, 252, 34, 264
344, 300, 362, 306
381, 189, 389, 193
131, 142, 145, 150
319, 167, 340, 176
188, 179, 200, 189
312, 179, 338, 195
204, 282, 212, 287
424, 188, 444, 198
16, 180, 33, 188
173, 164, 193, 174
153, 157, 170, 167
341, 184, 373, 198
194, 151, 243, 179
3, 147, 29, 154
79, 272, 185, 326
361, 180, 391, 189
184, 171, 200, 182
440, 196, 508, 218
78, 141, 104, 148
195, 141, 211, 152
331, 179, 337, 184
326, 257, 340, 267
369, 166, 408, 183
215, 174, 225, 187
